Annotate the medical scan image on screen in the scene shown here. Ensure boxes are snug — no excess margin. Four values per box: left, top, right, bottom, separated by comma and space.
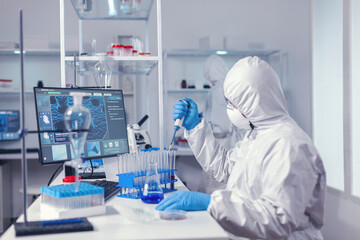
34, 88, 129, 164
0, 110, 20, 141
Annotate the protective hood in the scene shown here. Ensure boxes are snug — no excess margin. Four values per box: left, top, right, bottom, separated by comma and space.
204, 55, 228, 85
223, 56, 288, 128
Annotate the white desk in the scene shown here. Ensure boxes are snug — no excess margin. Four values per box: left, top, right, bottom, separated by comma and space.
1, 173, 228, 240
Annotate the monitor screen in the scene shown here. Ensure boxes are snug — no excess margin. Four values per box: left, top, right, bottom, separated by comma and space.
34, 87, 129, 165
0, 110, 20, 141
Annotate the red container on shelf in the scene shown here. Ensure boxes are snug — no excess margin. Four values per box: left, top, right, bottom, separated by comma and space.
112, 44, 124, 56
123, 45, 133, 56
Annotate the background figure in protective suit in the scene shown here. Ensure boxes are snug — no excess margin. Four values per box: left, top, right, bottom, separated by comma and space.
203, 55, 245, 148
157, 56, 326, 240
200, 55, 245, 194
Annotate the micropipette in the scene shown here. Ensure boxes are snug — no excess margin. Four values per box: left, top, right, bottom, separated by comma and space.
169, 100, 189, 150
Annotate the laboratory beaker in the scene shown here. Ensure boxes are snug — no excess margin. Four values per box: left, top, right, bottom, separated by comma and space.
141, 161, 164, 204
93, 53, 112, 89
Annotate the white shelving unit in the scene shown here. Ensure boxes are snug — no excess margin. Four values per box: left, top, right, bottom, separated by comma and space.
64, 56, 158, 75
59, 0, 164, 147
0, 49, 77, 56
163, 49, 288, 155
167, 89, 210, 94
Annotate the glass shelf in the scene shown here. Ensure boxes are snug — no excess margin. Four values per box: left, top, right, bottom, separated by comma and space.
65, 56, 158, 75
164, 49, 281, 58
0, 89, 34, 95
167, 89, 210, 93
71, 0, 154, 20
0, 49, 77, 56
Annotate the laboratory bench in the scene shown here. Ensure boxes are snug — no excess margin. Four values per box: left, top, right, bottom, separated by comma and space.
1, 172, 228, 240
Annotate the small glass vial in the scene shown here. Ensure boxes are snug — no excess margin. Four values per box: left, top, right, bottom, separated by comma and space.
181, 79, 187, 89
132, 50, 138, 56
91, 38, 97, 56
118, 44, 124, 56
123, 45, 133, 56
112, 44, 119, 56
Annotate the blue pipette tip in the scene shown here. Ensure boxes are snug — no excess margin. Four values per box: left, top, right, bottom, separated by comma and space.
170, 126, 180, 145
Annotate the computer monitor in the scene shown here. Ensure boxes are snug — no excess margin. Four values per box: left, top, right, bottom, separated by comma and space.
0, 110, 20, 141
34, 87, 129, 165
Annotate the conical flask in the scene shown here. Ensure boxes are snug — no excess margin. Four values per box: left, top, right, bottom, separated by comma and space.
93, 53, 112, 89
64, 92, 91, 191
141, 161, 164, 204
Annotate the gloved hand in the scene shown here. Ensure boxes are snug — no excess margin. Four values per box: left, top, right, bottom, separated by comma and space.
155, 191, 211, 211
173, 97, 201, 130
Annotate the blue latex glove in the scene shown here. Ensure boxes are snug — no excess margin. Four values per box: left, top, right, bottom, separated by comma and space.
173, 97, 201, 130
155, 191, 211, 211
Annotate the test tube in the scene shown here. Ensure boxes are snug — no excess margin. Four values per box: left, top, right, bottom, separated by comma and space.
171, 150, 176, 190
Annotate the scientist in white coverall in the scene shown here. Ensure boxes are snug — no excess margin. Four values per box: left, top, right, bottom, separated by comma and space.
156, 56, 326, 239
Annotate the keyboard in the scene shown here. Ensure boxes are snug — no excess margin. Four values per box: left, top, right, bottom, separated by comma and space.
14, 218, 93, 236
80, 172, 106, 179
85, 180, 119, 202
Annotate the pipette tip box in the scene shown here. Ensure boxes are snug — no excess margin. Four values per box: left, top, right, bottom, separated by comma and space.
40, 183, 106, 219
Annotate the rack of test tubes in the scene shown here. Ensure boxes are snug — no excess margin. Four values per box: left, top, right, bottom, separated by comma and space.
116, 149, 177, 199
40, 183, 106, 218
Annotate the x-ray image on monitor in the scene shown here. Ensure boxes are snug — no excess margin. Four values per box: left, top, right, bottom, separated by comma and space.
34, 87, 129, 165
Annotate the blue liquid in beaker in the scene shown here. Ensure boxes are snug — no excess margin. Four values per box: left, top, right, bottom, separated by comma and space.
141, 192, 164, 204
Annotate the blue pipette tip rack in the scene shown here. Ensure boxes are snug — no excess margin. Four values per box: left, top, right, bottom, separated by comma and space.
41, 183, 104, 198
116, 169, 178, 199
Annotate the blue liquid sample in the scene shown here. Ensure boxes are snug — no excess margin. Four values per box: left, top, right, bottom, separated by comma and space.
141, 193, 164, 204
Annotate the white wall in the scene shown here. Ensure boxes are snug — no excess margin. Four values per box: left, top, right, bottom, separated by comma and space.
312, 0, 344, 191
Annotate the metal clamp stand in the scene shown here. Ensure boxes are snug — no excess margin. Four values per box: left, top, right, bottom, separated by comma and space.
14, 10, 93, 237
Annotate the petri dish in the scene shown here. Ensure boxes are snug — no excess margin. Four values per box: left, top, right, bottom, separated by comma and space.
160, 209, 187, 220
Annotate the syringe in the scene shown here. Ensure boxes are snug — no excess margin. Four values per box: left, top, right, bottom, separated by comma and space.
169, 100, 189, 150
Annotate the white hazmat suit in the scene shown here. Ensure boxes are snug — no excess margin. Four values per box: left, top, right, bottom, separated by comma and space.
184, 56, 326, 239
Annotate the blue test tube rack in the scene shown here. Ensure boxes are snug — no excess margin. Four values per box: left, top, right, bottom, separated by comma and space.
116, 169, 178, 199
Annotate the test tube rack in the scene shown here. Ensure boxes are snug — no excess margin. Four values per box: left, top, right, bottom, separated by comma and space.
116, 169, 178, 199
40, 183, 106, 219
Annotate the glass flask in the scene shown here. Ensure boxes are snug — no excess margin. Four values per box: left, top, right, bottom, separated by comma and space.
64, 92, 92, 191
141, 161, 164, 204
93, 53, 112, 89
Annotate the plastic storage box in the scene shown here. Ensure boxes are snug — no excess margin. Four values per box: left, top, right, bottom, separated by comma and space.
40, 183, 106, 219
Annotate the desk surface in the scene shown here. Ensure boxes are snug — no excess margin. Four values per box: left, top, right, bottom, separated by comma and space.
1, 173, 228, 240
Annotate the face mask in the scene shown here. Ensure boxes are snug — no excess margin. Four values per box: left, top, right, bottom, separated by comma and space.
226, 108, 251, 130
